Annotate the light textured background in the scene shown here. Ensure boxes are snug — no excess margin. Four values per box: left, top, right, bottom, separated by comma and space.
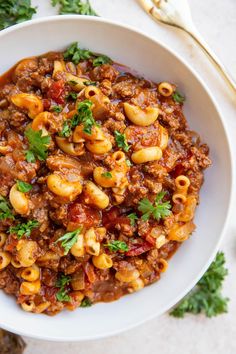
20, 0, 236, 352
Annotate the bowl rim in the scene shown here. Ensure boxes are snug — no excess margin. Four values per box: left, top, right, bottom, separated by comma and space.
0, 14, 234, 342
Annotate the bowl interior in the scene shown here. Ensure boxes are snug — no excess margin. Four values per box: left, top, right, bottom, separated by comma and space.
0, 16, 232, 341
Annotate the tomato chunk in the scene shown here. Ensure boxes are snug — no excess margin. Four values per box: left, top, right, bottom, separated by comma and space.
47, 80, 65, 104
126, 241, 153, 256
68, 203, 101, 228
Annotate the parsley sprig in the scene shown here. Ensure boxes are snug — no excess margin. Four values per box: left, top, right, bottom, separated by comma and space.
52, 0, 97, 16
80, 297, 92, 307
105, 240, 129, 252
170, 252, 229, 318
0, 0, 36, 30
93, 55, 112, 67
9, 220, 39, 239
101, 172, 112, 179
56, 274, 71, 302
114, 131, 130, 152
60, 100, 96, 137
127, 213, 138, 227
56, 227, 82, 255
138, 191, 171, 221
25, 128, 50, 162
172, 90, 185, 103
0, 196, 14, 221
63, 42, 92, 64
16, 180, 32, 193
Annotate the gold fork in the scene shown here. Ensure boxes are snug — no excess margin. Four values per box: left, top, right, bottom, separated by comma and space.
138, 0, 236, 93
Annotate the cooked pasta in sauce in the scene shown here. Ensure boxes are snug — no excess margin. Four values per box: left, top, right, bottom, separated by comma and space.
0, 43, 211, 315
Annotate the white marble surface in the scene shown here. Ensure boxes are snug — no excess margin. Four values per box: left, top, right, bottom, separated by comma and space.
21, 0, 236, 352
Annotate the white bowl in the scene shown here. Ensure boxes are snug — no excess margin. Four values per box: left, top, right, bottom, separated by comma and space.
0, 15, 233, 341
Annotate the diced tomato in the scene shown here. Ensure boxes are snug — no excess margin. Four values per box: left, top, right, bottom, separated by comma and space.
47, 80, 65, 104
68, 203, 101, 228
145, 234, 156, 246
102, 207, 130, 229
126, 241, 153, 256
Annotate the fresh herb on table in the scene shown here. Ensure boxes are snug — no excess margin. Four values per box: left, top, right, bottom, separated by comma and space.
127, 213, 138, 227
105, 240, 129, 252
16, 180, 32, 193
114, 131, 130, 152
170, 252, 229, 318
56, 227, 82, 255
9, 220, 39, 239
56, 274, 71, 302
52, 105, 63, 113
64, 42, 92, 64
138, 191, 171, 221
66, 92, 77, 101
24, 128, 50, 162
93, 55, 112, 67
80, 297, 92, 307
0, 0, 36, 30
172, 90, 185, 103
0, 196, 14, 220
101, 172, 112, 179
51, 0, 97, 16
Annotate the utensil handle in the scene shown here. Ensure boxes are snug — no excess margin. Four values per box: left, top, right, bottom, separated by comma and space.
187, 28, 236, 92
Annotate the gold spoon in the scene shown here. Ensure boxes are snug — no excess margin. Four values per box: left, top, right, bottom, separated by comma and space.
138, 0, 236, 93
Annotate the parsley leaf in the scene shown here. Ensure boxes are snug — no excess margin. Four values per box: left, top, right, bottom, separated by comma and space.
170, 252, 229, 318
59, 121, 72, 138
114, 131, 130, 152
0, 196, 14, 221
72, 100, 96, 135
101, 172, 112, 179
0, 0, 36, 30
16, 180, 32, 193
93, 55, 112, 67
52, 0, 97, 16
9, 220, 39, 239
126, 159, 132, 167
80, 297, 92, 307
105, 240, 129, 252
25, 128, 50, 162
138, 191, 171, 221
56, 227, 82, 255
172, 90, 185, 103
52, 105, 62, 113
63, 42, 92, 64
127, 213, 138, 227
84, 81, 97, 86
56, 274, 71, 302
66, 92, 77, 101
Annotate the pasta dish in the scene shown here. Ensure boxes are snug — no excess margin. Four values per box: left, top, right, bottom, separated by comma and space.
0, 43, 211, 315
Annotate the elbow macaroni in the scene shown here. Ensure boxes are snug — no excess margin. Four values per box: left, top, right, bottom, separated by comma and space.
131, 146, 162, 164
124, 102, 159, 126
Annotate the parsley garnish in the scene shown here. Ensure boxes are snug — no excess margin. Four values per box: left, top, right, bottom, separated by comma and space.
56, 274, 71, 302
126, 159, 132, 167
16, 180, 32, 193
9, 220, 39, 239
93, 55, 112, 67
59, 121, 72, 138
138, 191, 171, 221
170, 252, 229, 318
101, 172, 112, 179
114, 131, 130, 152
127, 213, 138, 227
172, 90, 185, 103
25, 128, 50, 162
0, 0, 36, 30
66, 92, 77, 101
52, 105, 62, 113
52, 0, 97, 16
72, 100, 96, 135
80, 297, 92, 307
0, 196, 14, 221
63, 42, 92, 64
105, 240, 129, 252
56, 227, 82, 255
